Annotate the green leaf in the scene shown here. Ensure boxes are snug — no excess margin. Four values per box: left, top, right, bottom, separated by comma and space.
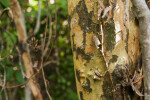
66, 89, 78, 100
0, 0, 10, 7
6, 67, 14, 81
15, 71, 25, 84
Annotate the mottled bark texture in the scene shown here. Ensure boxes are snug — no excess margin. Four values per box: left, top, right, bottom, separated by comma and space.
131, 0, 150, 100
10, 0, 43, 100
68, 0, 142, 100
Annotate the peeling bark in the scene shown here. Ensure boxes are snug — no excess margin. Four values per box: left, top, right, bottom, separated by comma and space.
68, 0, 142, 100
10, 0, 43, 100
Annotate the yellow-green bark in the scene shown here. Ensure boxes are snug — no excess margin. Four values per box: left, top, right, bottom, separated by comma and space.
68, 0, 141, 99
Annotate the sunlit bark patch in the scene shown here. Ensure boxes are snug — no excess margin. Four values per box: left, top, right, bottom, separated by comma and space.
67, 0, 80, 15
85, 33, 97, 53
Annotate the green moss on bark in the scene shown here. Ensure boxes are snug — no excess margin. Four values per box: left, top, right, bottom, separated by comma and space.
103, 20, 116, 51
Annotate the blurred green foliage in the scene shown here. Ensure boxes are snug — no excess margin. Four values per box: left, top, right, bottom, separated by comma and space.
0, 0, 78, 100
0, 0, 10, 7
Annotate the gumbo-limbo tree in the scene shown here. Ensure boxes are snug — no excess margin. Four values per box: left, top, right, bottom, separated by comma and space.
68, 0, 150, 100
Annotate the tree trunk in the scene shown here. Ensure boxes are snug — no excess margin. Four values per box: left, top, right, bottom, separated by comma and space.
10, 0, 43, 100
68, 0, 142, 99
25, 85, 32, 100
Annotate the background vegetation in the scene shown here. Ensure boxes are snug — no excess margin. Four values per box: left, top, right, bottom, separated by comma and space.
0, 0, 78, 100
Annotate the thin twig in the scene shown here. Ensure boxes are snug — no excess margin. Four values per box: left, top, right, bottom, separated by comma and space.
0, 63, 7, 100
0, 31, 4, 56
44, 60, 58, 67
46, 0, 57, 60
39, 0, 53, 99
4, 60, 55, 90
0, 8, 13, 20
12, 88, 18, 100
4, 89, 8, 100
27, 0, 41, 40
41, 35, 53, 100
54, 0, 57, 42
33, 0, 41, 35
16, 46, 26, 78
43, 0, 52, 56
41, 65, 53, 100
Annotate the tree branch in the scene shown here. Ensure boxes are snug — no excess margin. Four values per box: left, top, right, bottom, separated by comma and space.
10, 0, 43, 100
131, 0, 150, 100
131, 0, 149, 17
